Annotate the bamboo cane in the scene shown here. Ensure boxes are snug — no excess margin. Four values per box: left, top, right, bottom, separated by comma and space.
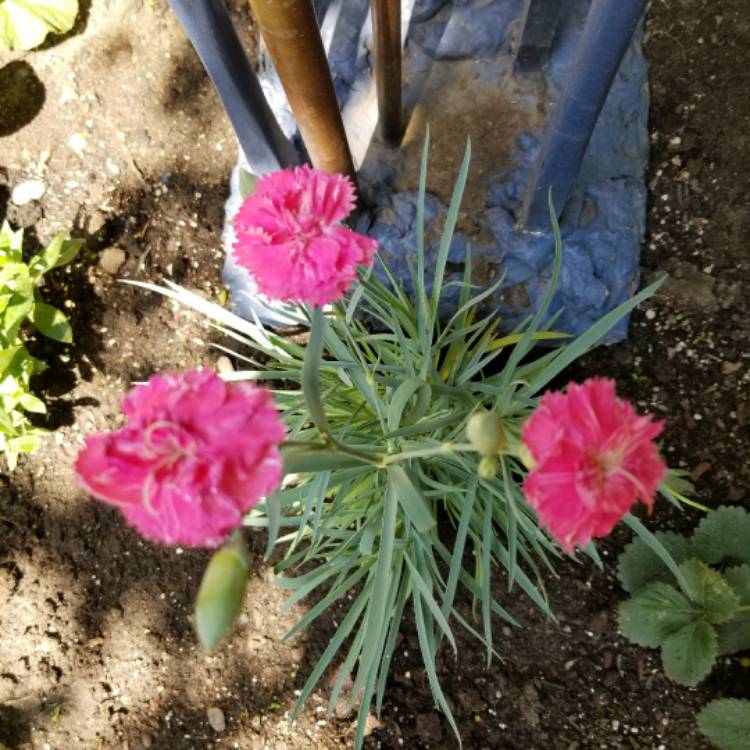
370, 0, 403, 145
247, 0, 355, 178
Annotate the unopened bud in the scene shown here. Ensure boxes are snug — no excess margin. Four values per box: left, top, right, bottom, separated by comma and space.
466, 411, 506, 456
517, 443, 535, 470
478, 455, 500, 479
195, 542, 249, 651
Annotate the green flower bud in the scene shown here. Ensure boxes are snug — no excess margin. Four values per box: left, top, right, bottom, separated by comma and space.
195, 543, 249, 651
517, 443, 535, 470
478, 455, 500, 479
466, 411, 506, 456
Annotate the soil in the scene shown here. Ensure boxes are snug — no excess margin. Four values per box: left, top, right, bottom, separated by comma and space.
1, 0, 748, 749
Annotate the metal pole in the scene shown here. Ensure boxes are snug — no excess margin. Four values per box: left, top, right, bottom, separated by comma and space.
370, 0, 403, 145
519, 0, 649, 230
514, 0, 562, 74
247, 0, 356, 178
168, 0, 299, 174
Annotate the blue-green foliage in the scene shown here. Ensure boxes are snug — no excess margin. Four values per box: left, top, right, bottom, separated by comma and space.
142, 140, 665, 749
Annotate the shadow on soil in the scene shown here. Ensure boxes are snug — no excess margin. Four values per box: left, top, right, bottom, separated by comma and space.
0, 62, 46, 137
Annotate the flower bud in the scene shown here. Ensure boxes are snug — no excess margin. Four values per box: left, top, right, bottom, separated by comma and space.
517, 443, 535, 470
478, 455, 500, 479
195, 544, 249, 651
466, 411, 506, 456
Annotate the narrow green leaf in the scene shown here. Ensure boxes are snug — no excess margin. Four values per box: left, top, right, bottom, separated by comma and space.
292, 582, 370, 719
480, 490, 493, 666
302, 306, 330, 435
416, 129, 430, 356
282, 447, 372, 474
263, 492, 281, 559
413, 584, 462, 748
386, 464, 436, 533
352, 483, 399, 695
624, 514, 691, 596
440, 478, 476, 629
404, 552, 457, 653
526, 276, 666, 395
431, 139, 471, 318
387, 377, 430, 432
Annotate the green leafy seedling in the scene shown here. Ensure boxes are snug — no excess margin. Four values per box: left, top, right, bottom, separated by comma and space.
0, 222, 82, 468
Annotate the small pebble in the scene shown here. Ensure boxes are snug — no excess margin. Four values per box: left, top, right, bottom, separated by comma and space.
11, 179, 46, 205
99, 246, 127, 275
207, 706, 226, 732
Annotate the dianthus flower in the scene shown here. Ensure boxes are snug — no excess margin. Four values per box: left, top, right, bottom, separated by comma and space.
521, 378, 666, 550
75, 370, 285, 548
232, 166, 377, 306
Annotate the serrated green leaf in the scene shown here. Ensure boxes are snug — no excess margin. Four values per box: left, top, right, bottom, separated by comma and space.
716, 564, 750, 655
693, 506, 750, 565
31, 302, 72, 343
617, 531, 693, 593
725, 565, 750, 602
0, 0, 78, 50
697, 698, 750, 750
661, 620, 717, 686
679, 558, 740, 623
716, 613, 750, 656
619, 582, 696, 648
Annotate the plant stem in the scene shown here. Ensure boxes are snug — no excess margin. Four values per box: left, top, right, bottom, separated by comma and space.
383, 442, 477, 465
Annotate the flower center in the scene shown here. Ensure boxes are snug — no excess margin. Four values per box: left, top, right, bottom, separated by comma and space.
589, 448, 625, 489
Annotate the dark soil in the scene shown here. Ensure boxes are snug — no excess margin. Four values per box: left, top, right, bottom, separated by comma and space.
1, 0, 748, 748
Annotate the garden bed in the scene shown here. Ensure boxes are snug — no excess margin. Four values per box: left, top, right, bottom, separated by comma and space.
0, 0, 748, 748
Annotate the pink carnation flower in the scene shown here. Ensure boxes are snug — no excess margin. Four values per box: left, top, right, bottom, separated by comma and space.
75, 370, 285, 548
232, 166, 377, 306
521, 378, 666, 550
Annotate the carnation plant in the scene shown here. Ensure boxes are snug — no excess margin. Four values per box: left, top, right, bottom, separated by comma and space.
77, 140, 692, 748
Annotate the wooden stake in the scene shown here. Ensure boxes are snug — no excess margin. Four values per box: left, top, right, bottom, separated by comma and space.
247, 0, 355, 178
370, 0, 403, 145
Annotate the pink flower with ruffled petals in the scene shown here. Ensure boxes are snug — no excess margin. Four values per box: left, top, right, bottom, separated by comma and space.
233, 166, 377, 306
75, 370, 285, 548
521, 378, 666, 550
